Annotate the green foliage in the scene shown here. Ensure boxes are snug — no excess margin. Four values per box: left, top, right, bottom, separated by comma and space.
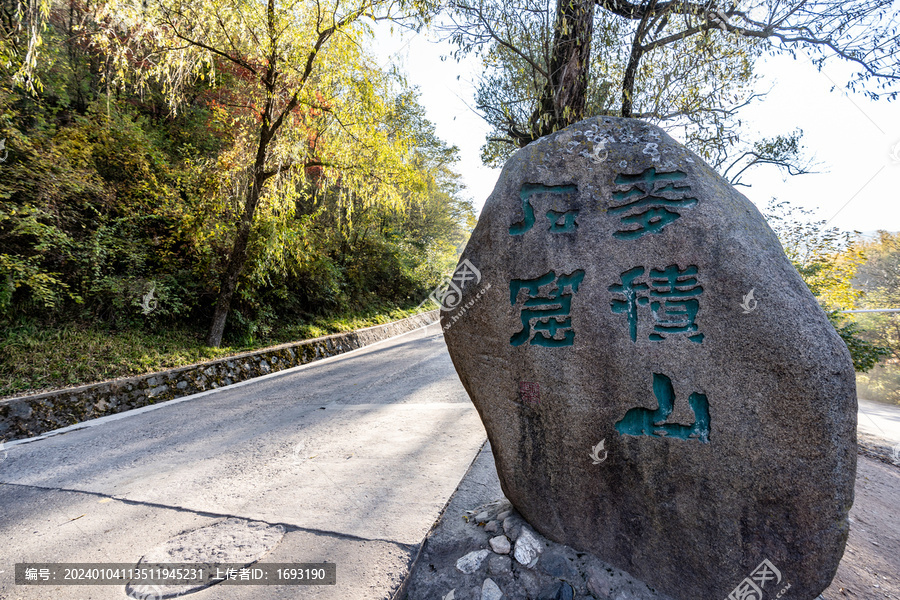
0, 89, 208, 325
856, 363, 900, 406
765, 200, 862, 309
854, 232, 900, 349
0, 303, 434, 396
0, 0, 53, 95
764, 200, 889, 372
0, 0, 473, 390
83, 0, 465, 346
850, 232, 900, 404
826, 310, 890, 373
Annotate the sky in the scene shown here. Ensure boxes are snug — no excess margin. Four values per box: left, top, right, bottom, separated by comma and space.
372, 24, 900, 235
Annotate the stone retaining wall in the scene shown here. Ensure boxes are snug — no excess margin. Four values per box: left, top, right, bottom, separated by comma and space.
0, 310, 439, 442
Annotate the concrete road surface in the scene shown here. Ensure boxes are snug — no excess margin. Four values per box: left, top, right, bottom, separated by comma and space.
0, 323, 487, 600
3, 322, 898, 600
858, 398, 900, 446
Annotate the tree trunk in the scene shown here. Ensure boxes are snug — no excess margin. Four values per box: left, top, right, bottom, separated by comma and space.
620, 0, 657, 117
205, 128, 271, 347
527, 0, 595, 144
620, 40, 644, 118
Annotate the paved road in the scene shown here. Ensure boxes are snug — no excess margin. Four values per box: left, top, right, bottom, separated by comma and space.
858, 398, 900, 446
3, 325, 898, 600
0, 323, 487, 600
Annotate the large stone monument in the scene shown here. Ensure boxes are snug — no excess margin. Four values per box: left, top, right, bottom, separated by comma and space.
440, 116, 856, 599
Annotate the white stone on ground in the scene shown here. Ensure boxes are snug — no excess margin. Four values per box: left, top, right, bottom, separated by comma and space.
481, 577, 503, 600
489, 535, 511, 555
456, 549, 491, 574
513, 527, 542, 567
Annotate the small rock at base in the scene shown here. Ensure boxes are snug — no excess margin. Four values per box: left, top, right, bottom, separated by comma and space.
475, 511, 490, 522
484, 520, 500, 533
502, 515, 524, 540
482, 578, 503, 600
487, 554, 512, 576
537, 581, 575, 600
489, 535, 511, 555
513, 528, 543, 567
516, 569, 542, 597
456, 549, 492, 574
554, 582, 574, 600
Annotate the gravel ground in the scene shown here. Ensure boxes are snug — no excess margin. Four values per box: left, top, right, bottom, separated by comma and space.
403, 438, 900, 600
823, 435, 900, 599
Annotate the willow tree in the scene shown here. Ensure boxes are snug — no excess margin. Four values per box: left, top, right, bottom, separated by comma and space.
94, 0, 432, 346
0, 0, 53, 94
445, 0, 900, 166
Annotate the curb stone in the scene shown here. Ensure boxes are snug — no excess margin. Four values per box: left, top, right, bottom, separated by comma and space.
0, 310, 438, 442
857, 431, 900, 468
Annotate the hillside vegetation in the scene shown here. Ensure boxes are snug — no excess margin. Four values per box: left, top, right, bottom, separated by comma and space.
0, 0, 473, 395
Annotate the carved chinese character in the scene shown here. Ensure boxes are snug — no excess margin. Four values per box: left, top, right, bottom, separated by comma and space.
609, 265, 703, 343
615, 373, 710, 442
609, 168, 697, 239
510, 270, 585, 347
609, 266, 649, 342
510, 183, 579, 235
647, 265, 704, 342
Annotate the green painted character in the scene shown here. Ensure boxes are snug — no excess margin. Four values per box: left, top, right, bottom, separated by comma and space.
609, 168, 698, 239
510, 270, 585, 347
510, 184, 579, 235
609, 265, 704, 343
647, 265, 704, 343
615, 373, 710, 442
609, 267, 649, 342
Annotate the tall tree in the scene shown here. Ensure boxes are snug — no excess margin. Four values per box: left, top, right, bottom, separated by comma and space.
95, 0, 431, 346
446, 0, 900, 166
